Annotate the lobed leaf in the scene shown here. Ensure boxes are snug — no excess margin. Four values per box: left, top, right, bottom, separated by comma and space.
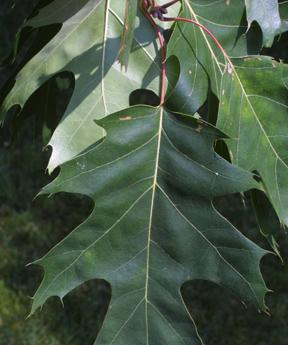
166, 0, 261, 115
0, 0, 161, 172
245, 0, 288, 47
31, 105, 268, 345
218, 57, 288, 226
166, 0, 288, 228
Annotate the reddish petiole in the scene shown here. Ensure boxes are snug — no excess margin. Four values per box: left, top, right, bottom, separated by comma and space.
140, 0, 229, 105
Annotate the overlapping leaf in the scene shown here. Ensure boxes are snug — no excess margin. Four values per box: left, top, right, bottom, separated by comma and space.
0, 0, 161, 172
166, 0, 288, 113
251, 189, 282, 259
245, 0, 288, 47
218, 57, 288, 225
166, 0, 261, 114
166, 0, 288, 227
31, 105, 268, 345
1, 1, 284, 343
27, 0, 90, 26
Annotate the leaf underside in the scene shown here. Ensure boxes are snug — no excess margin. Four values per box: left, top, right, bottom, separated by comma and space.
1, 0, 161, 172
245, 0, 288, 47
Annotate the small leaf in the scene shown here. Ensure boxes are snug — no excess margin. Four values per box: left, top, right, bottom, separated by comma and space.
31, 105, 268, 345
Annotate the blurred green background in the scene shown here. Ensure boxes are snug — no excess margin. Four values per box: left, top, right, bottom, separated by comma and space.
0, 1, 287, 344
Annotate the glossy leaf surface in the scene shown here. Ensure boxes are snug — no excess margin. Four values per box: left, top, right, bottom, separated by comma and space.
31, 105, 268, 345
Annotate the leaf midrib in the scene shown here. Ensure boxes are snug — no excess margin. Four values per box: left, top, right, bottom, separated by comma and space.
144, 106, 163, 344
35, 108, 262, 317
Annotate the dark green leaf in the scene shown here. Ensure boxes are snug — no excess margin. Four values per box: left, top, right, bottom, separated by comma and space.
31, 105, 268, 345
251, 189, 282, 259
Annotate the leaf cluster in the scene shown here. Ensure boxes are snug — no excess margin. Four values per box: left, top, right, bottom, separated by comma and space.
1, 1, 288, 344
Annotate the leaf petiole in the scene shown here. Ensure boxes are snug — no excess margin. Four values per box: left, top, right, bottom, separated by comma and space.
141, 0, 231, 106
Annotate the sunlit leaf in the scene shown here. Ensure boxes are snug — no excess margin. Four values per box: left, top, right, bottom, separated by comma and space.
166, 0, 288, 227
118, 0, 137, 69
1, 0, 160, 172
245, 0, 288, 47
